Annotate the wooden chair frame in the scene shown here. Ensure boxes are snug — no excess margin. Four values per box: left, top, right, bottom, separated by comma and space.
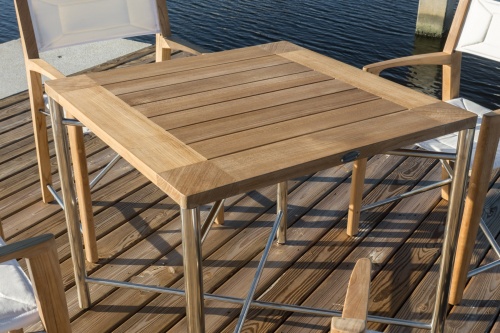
14, 0, 202, 263
331, 258, 374, 333
450, 110, 500, 303
0, 230, 71, 333
347, 0, 500, 305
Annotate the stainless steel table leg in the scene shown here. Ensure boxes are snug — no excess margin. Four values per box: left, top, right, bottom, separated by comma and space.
431, 128, 474, 332
48, 97, 91, 309
277, 181, 288, 244
181, 207, 205, 333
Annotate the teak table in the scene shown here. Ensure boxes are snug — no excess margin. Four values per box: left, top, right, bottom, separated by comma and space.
45, 41, 477, 333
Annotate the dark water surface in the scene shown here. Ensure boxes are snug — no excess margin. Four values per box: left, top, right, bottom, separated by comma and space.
1, 0, 499, 108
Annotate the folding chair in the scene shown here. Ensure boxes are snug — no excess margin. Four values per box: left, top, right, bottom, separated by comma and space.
347, 0, 500, 305
14, 0, 203, 263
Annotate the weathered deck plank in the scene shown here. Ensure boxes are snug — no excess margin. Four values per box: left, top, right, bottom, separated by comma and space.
112, 162, 359, 332
171, 155, 435, 333
0, 45, 498, 333
385, 170, 500, 333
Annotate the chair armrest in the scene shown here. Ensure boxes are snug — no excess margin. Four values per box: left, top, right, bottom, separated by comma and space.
0, 233, 71, 332
158, 34, 205, 56
155, 34, 204, 62
27, 59, 65, 80
342, 258, 371, 321
0, 234, 55, 262
331, 258, 372, 332
167, 35, 207, 55
363, 52, 452, 75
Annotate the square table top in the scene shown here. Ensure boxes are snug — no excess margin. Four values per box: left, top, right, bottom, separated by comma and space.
45, 41, 477, 208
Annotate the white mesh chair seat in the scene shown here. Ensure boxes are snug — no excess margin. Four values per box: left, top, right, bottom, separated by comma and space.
456, 0, 500, 62
418, 98, 500, 169
0, 238, 39, 332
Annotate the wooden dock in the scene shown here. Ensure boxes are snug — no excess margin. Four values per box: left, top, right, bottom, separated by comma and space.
1, 46, 499, 333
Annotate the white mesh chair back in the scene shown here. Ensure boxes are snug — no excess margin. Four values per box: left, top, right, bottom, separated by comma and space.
27, 0, 161, 52
456, 0, 500, 62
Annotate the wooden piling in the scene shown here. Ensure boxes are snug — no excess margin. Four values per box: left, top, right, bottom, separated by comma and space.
416, 0, 456, 37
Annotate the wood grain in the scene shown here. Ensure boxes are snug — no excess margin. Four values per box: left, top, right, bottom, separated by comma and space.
118, 62, 310, 106
2, 42, 497, 332
169, 89, 377, 143
0, 234, 71, 333
46, 43, 475, 209
277, 49, 437, 109
136, 71, 331, 118
347, 158, 367, 236
88, 46, 272, 86
450, 110, 500, 304
151, 78, 353, 130
189, 99, 404, 158
363, 52, 452, 76
107, 55, 293, 96
342, 258, 372, 320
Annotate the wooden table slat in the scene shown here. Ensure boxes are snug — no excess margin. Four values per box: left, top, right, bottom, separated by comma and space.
89, 45, 273, 85
106, 54, 294, 96
151, 79, 354, 130
191, 98, 406, 158
210, 105, 473, 185
277, 48, 438, 109
119, 62, 312, 106
138, 71, 337, 118
170, 89, 379, 143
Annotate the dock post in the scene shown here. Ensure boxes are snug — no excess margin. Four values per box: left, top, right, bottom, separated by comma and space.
416, 0, 456, 37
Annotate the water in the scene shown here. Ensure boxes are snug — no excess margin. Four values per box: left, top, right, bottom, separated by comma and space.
1, 0, 499, 109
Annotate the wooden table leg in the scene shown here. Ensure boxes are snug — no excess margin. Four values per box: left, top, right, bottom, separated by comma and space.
49, 98, 91, 309
66, 113, 98, 263
347, 158, 367, 236
181, 207, 205, 333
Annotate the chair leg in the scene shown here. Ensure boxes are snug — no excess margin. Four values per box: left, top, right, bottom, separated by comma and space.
26, 236, 71, 333
27, 71, 53, 203
67, 120, 98, 263
347, 158, 367, 236
449, 195, 482, 305
449, 111, 500, 305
